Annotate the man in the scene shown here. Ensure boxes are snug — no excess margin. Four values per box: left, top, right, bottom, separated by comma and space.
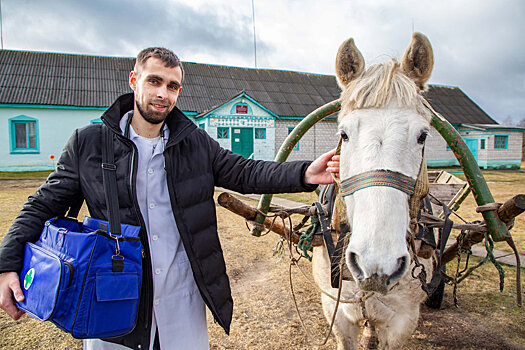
0, 48, 339, 349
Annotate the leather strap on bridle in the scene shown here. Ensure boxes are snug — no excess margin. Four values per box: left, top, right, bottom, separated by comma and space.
341, 170, 417, 197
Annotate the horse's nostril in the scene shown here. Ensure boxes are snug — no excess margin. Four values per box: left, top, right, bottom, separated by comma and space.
387, 255, 409, 286
348, 252, 364, 281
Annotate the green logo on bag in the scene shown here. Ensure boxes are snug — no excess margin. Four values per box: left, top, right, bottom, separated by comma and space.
24, 268, 35, 290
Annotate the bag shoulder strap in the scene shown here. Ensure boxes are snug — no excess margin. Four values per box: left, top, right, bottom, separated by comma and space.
101, 125, 122, 236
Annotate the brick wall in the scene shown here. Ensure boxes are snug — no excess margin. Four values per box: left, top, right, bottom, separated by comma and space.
275, 119, 339, 161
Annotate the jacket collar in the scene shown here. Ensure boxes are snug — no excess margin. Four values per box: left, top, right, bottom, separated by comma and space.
101, 93, 196, 146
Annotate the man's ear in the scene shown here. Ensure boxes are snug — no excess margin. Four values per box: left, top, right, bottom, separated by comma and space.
129, 71, 137, 91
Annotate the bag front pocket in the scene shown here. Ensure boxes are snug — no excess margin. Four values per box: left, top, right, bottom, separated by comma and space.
86, 272, 140, 338
17, 243, 67, 320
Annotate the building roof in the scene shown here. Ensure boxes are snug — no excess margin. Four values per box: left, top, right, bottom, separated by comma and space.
463, 124, 525, 131
0, 50, 498, 124
422, 85, 497, 124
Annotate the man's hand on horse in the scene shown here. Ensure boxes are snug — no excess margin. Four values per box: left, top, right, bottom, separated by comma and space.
304, 148, 340, 185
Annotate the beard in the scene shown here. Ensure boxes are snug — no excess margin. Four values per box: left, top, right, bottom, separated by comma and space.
135, 98, 171, 125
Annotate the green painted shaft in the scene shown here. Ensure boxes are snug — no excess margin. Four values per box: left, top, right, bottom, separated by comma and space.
430, 112, 510, 241
252, 99, 510, 242
251, 100, 341, 236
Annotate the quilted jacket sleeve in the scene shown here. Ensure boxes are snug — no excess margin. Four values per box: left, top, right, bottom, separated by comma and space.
209, 133, 317, 194
0, 130, 83, 273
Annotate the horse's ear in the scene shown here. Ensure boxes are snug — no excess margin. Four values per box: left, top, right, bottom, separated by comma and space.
336, 38, 365, 88
401, 32, 434, 90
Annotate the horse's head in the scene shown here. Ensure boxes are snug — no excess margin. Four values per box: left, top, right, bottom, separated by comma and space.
336, 33, 433, 294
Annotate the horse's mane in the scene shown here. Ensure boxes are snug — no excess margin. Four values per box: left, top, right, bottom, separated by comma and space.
338, 59, 430, 122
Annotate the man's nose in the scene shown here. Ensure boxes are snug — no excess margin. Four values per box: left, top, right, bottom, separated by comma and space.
156, 85, 168, 99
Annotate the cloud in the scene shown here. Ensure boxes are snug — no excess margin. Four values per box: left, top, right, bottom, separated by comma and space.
2, 0, 272, 64
2, 0, 523, 123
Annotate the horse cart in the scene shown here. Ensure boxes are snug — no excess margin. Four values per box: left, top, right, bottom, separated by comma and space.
217, 33, 523, 349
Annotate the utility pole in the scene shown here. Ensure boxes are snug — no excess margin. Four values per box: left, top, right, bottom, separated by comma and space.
251, 0, 257, 68
0, 0, 4, 50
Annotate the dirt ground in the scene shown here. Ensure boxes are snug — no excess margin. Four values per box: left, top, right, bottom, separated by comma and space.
0, 180, 524, 349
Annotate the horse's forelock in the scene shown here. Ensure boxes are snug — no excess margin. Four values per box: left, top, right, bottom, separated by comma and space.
338, 59, 430, 123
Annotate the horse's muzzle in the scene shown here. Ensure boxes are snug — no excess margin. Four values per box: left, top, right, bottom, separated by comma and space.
357, 274, 389, 294
349, 254, 409, 295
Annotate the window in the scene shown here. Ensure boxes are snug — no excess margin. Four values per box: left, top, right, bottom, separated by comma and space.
217, 127, 229, 139
494, 135, 508, 149
9, 116, 39, 154
480, 139, 486, 150
255, 128, 266, 139
287, 127, 299, 150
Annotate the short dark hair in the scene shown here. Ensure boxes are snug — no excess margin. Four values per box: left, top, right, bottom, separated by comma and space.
134, 47, 184, 82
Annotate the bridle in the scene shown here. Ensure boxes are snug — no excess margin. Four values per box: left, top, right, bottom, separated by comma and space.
335, 136, 429, 220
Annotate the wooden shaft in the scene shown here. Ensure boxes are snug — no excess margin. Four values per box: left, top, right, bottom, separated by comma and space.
441, 195, 525, 264
494, 194, 525, 223
217, 192, 323, 246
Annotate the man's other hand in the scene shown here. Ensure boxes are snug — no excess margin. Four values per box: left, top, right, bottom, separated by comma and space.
0, 272, 25, 320
304, 149, 340, 185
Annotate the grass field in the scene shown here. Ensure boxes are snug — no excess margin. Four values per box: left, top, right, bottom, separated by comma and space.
0, 169, 524, 349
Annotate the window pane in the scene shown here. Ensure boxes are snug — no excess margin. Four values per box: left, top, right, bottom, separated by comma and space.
218, 127, 229, 139
27, 122, 36, 135
255, 128, 265, 139
29, 136, 36, 149
494, 136, 506, 149
15, 123, 27, 148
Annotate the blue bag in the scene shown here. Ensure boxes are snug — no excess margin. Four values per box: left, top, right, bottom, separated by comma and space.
16, 126, 144, 338
17, 217, 142, 338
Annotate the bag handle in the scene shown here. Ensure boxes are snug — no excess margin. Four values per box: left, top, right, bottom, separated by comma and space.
101, 126, 122, 236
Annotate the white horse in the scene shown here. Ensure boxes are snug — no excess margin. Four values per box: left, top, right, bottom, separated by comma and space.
312, 33, 435, 350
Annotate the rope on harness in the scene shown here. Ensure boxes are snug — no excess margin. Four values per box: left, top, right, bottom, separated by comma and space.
448, 229, 506, 307
297, 216, 319, 261
476, 201, 521, 306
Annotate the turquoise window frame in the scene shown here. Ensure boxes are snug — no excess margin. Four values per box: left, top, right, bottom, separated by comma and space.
90, 118, 103, 124
255, 128, 266, 139
494, 135, 508, 149
217, 127, 229, 139
287, 127, 299, 150
9, 115, 40, 154
199, 123, 205, 129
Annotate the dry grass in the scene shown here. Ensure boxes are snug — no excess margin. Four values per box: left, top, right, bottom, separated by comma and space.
1, 177, 524, 349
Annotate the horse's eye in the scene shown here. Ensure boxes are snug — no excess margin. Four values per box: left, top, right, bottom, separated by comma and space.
417, 131, 428, 144
340, 131, 349, 142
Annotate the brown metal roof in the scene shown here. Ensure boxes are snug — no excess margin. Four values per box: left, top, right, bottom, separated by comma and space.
0, 50, 498, 123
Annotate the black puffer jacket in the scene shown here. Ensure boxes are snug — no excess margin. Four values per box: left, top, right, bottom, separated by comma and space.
0, 93, 317, 349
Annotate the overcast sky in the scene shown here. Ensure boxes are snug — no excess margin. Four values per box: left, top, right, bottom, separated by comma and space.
1, 0, 524, 124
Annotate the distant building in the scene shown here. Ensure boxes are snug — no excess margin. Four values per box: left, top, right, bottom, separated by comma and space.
0, 50, 522, 171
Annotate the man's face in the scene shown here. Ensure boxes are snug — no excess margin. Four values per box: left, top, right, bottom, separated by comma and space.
129, 57, 183, 124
